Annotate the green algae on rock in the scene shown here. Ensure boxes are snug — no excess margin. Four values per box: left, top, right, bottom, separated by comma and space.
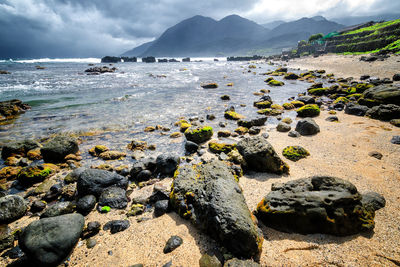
208, 141, 236, 154
170, 161, 263, 259
296, 104, 320, 117
224, 111, 245, 120
184, 126, 213, 144
267, 79, 285, 86
282, 146, 310, 161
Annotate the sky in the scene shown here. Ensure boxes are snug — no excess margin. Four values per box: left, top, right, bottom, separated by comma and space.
0, 0, 399, 59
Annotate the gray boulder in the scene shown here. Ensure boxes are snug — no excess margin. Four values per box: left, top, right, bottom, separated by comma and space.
276, 122, 291, 132
366, 104, 400, 121
20, 213, 84, 266
0, 195, 27, 224
99, 186, 128, 209
255, 176, 376, 236
237, 117, 267, 128
77, 195, 97, 215
170, 161, 263, 259
155, 154, 180, 177
41, 136, 79, 162
295, 118, 320, 136
40, 201, 75, 218
77, 168, 128, 197
344, 103, 369, 116
297, 96, 315, 104
236, 136, 289, 174
358, 84, 400, 107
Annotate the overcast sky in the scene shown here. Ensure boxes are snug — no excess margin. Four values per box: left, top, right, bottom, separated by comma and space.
0, 0, 399, 58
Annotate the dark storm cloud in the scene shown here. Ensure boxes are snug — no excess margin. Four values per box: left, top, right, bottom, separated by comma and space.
0, 0, 398, 59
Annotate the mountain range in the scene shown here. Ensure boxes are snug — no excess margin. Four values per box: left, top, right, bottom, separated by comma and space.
122, 14, 344, 57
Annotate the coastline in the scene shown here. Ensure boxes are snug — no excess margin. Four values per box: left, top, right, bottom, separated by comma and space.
1, 57, 400, 266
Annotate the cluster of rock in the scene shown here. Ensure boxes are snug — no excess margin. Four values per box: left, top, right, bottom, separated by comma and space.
0, 99, 31, 123
84, 66, 117, 75
101, 56, 137, 63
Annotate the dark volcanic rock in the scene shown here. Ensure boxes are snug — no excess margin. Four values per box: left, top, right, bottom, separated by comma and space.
237, 117, 267, 128
325, 116, 339, 122
0, 195, 27, 224
170, 161, 263, 259
163, 235, 183, 253
366, 104, 400, 121
1, 140, 40, 160
77, 195, 97, 215
391, 136, 400, 144
136, 170, 152, 182
393, 74, 400, 81
99, 186, 128, 209
297, 96, 315, 105
155, 154, 180, 177
154, 200, 169, 217
358, 84, 400, 107
103, 220, 130, 234
0, 99, 30, 123
185, 141, 199, 154
236, 136, 289, 174
77, 168, 128, 197
41, 136, 79, 162
20, 213, 84, 266
361, 192, 386, 211
255, 176, 376, 236
345, 103, 370, 116
40, 201, 75, 218
295, 118, 320, 136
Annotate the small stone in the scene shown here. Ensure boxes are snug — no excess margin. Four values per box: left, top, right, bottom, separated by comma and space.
276, 122, 291, 132
30, 200, 47, 213
76, 195, 96, 215
206, 114, 216, 120
86, 238, 97, 249
154, 200, 169, 217
262, 133, 269, 139
144, 126, 156, 132
127, 204, 144, 216
103, 220, 130, 234
163, 235, 183, 253
220, 95, 230, 100
288, 131, 300, 138
295, 118, 320, 136
368, 151, 383, 160
199, 254, 222, 267
248, 127, 261, 135
391, 136, 400, 144
326, 116, 339, 122
185, 141, 199, 154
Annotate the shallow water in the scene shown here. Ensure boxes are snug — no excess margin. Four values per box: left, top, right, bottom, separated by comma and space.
0, 58, 310, 166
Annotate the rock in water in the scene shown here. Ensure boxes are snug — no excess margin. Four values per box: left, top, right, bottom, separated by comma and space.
0, 195, 27, 224
1, 140, 40, 160
170, 161, 263, 259
20, 213, 84, 266
255, 176, 376, 236
236, 136, 289, 174
77, 168, 128, 197
41, 136, 79, 162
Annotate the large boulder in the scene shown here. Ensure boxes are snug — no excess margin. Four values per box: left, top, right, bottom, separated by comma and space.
0, 195, 27, 224
295, 118, 320, 136
358, 84, 400, 107
366, 104, 400, 121
41, 136, 79, 162
155, 154, 180, 177
255, 176, 376, 236
76, 169, 128, 197
344, 103, 370, 116
20, 213, 85, 266
1, 140, 40, 160
170, 161, 263, 259
236, 136, 289, 174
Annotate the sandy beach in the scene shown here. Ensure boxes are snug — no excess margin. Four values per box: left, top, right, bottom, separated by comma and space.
285, 53, 400, 81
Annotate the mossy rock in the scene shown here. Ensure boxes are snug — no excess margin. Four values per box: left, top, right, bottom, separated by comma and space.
282, 103, 295, 110
224, 111, 245, 120
282, 146, 310, 161
390, 119, 400, 127
180, 122, 192, 133
358, 85, 400, 107
355, 83, 374, 93
264, 77, 274, 82
253, 101, 271, 109
89, 145, 109, 156
127, 204, 144, 216
267, 79, 284, 86
170, 132, 182, 138
281, 118, 292, 124
248, 65, 257, 69
333, 97, 350, 104
235, 127, 249, 135
347, 93, 363, 99
307, 87, 329, 96
346, 87, 357, 95
297, 104, 320, 117
201, 83, 218, 89
184, 126, 213, 144
257, 108, 283, 116
0, 166, 22, 181
284, 73, 300, 80
290, 100, 305, 107
270, 104, 283, 110
17, 165, 53, 186
316, 70, 326, 74
275, 67, 287, 73
208, 141, 236, 154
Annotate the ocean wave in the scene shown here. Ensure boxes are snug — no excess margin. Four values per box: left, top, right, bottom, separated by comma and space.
0, 58, 101, 64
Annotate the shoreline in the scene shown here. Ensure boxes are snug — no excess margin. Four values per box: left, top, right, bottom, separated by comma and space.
1, 58, 400, 266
